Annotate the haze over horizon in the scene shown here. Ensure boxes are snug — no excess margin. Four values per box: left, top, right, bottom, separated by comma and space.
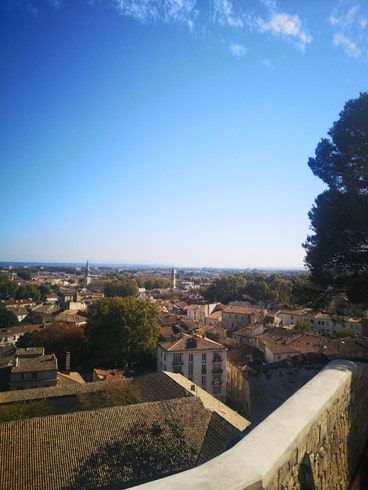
1, 0, 367, 269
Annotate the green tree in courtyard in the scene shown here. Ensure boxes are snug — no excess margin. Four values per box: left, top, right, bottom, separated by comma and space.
0, 307, 19, 327
335, 328, 356, 339
304, 92, 368, 306
85, 297, 160, 367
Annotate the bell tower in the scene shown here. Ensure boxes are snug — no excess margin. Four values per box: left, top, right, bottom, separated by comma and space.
84, 260, 91, 288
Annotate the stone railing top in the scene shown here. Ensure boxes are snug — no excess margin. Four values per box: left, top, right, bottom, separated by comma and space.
137, 359, 368, 490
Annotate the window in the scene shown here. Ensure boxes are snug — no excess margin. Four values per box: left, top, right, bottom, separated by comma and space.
201, 364, 207, 374
188, 364, 193, 376
213, 363, 222, 373
213, 352, 222, 362
173, 353, 182, 365
213, 385, 221, 395
201, 375, 206, 387
173, 366, 183, 374
201, 353, 206, 363
188, 353, 193, 362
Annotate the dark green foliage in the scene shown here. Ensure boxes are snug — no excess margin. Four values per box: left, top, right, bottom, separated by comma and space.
203, 272, 292, 305
304, 93, 368, 306
295, 321, 314, 332
16, 270, 32, 281
85, 297, 160, 368
0, 399, 54, 422
203, 274, 247, 303
0, 308, 19, 327
76, 382, 140, 411
33, 323, 89, 371
104, 278, 139, 297
15, 284, 41, 303
0, 273, 19, 299
335, 328, 356, 338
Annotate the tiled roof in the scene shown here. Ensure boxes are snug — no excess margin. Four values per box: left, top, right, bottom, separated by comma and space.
159, 334, 225, 352
0, 396, 241, 490
0, 372, 189, 406
222, 305, 264, 314
11, 354, 58, 373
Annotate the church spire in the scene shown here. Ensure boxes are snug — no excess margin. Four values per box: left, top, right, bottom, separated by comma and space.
84, 260, 91, 288
171, 266, 176, 290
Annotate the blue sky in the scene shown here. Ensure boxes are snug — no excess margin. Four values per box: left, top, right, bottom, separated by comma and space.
0, 0, 367, 268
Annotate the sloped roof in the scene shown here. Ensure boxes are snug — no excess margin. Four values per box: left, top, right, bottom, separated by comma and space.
12, 354, 57, 373
222, 305, 264, 314
0, 396, 241, 490
159, 334, 225, 352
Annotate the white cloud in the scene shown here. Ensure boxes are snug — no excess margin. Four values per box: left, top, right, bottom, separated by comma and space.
333, 33, 361, 58
258, 13, 312, 49
328, 2, 368, 60
112, 0, 197, 25
229, 42, 247, 57
213, 0, 244, 29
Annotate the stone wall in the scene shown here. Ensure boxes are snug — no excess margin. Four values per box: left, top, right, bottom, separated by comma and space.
137, 360, 368, 489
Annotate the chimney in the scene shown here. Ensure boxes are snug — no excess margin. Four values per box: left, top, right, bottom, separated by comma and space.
65, 350, 71, 375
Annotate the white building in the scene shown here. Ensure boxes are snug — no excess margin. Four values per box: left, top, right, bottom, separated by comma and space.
157, 334, 227, 401
277, 309, 363, 338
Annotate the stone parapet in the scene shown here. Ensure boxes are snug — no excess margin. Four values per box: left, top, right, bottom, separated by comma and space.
137, 360, 368, 489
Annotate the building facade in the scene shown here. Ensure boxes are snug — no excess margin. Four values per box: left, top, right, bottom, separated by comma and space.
157, 334, 227, 401
9, 347, 58, 390
222, 305, 266, 335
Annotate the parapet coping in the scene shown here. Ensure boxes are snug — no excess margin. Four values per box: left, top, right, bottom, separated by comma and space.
164, 372, 250, 432
138, 359, 368, 490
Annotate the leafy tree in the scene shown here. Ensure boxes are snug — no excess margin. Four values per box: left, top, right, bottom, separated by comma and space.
33, 323, 89, 371
0, 399, 54, 422
304, 92, 368, 306
85, 297, 160, 368
294, 321, 314, 332
16, 331, 36, 348
0, 308, 19, 327
335, 328, 356, 338
16, 270, 32, 281
203, 274, 247, 303
15, 284, 41, 303
104, 278, 138, 298
0, 273, 19, 298
76, 381, 140, 411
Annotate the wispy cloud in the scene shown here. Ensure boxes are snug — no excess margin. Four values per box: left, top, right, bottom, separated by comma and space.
328, 2, 368, 59
112, 0, 197, 25
229, 42, 247, 58
212, 0, 244, 29
258, 13, 312, 50
333, 33, 361, 58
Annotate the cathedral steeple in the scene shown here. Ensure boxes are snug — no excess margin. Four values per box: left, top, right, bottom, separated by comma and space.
170, 266, 176, 290
84, 260, 91, 288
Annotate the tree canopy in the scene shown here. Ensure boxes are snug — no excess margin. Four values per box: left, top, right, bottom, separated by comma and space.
304, 92, 368, 306
104, 278, 138, 298
0, 307, 19, 327
85, 297, 160, 368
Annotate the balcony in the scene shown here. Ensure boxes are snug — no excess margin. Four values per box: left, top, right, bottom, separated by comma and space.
212, 356, 223, 363
172, 360, 184, 366
212, 368, 223, 374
